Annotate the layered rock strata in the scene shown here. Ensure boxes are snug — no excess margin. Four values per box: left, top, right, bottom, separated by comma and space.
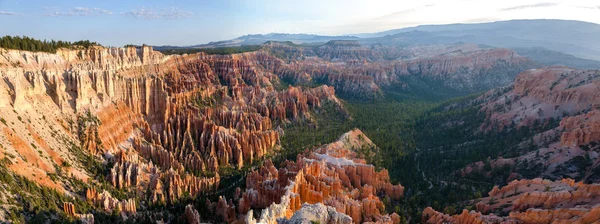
265, 42, 537, 97
423, 178, 600, 223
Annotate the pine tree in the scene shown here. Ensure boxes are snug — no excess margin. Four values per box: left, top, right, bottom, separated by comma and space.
0, 35, 101, 53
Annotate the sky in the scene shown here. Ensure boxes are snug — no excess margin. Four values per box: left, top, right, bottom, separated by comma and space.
1, 0, 599, 46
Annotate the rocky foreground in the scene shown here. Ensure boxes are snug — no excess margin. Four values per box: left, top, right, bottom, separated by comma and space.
198, 129, 404, 223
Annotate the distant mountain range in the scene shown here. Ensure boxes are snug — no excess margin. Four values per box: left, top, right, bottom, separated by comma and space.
513, 47, 600, 70
155, 19, 600, 67
155, 33, 359, 49
356, 19, 600, 61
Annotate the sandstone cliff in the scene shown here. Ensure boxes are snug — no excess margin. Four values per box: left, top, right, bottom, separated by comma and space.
0, 45, 344, 221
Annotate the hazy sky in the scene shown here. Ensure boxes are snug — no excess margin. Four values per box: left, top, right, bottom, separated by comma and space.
1, 0, 599, 46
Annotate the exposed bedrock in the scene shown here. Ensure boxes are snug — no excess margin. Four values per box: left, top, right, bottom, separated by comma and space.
0, 45, 344, 221
233, 129, 404, 223
423, 178, 600, 224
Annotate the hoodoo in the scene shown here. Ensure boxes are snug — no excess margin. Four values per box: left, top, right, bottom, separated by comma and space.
2, 11, 600, 223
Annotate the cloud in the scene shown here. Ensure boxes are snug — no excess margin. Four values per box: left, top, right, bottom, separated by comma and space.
44, 7, 112, 17
0, 11, 22, 16
576, 5, 600, 10
375, 4, 437, 20
501, 2, 559, 11
122, 7, 193, 20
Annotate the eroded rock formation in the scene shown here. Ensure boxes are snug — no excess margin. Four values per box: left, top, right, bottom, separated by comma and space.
463, 67, 600, 181
236, 129, 404, 224
265, 42, 536, 98
480, 67, 600, 130
279, 203, 353, 224
85, 188, 137, 215
423, 178, 600, 223
0, 41, 537, 223
560, 110, 600, 148
184, 204, 202, 224
0, 45, 344, 221
422, 207, 517, 224
63, 202, 95, 224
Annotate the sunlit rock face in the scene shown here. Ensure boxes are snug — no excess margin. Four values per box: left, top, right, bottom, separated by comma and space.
278, 203, 353, 224
0, 46, 343, 220
423, 178, 600, 224
85, 188, 137, 215
224, 129, 405, 224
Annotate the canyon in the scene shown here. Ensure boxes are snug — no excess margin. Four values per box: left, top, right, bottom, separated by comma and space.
0, 34, 599, 224
0, 45, 344, 222
263, 41, 538, 98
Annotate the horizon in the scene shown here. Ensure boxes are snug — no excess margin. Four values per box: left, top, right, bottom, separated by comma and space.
1, 0, 600, 46
4, 1, 600, 223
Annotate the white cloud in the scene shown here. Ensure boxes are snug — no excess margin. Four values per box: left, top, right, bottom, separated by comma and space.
122, 7, 193, 20
245, 0, 600, 36
0, 11, 22, 16
501, 2, 560, 11
44, 7, 112, 17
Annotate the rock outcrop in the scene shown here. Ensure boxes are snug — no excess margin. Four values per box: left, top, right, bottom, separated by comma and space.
239, 129, 403, 224
422, 207, 517, 224
392, 47, 535, 92
184, 204, 202, 224
314, 40, 375, 61
423, 178, 600, 223
466, 67, 600, 180
480, 67, 600, 130
560, 110, 600, 148
278, 203, 353, 224
85, 188, 137, 215
63, 202, 95, 224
